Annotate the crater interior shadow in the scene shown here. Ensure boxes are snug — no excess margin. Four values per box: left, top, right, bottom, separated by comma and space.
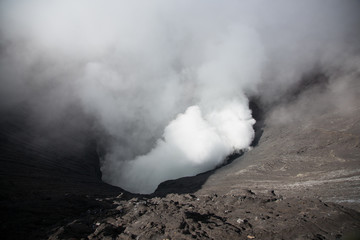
0, 107, 127, 240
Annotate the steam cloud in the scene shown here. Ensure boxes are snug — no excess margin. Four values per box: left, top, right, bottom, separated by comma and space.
0, 0, 359, 193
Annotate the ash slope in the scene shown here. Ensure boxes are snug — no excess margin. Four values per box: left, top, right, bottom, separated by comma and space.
196, 76, 360, 212
1, 75, 360, 240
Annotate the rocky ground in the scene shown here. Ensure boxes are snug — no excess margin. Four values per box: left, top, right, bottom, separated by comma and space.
47, 192, 360, 240
1, 74, 360, 239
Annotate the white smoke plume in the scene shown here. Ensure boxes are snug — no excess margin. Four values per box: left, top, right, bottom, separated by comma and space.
0, 0, 359, 193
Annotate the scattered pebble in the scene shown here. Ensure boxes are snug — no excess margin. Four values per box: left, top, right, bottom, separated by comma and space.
237, 218, 244, 223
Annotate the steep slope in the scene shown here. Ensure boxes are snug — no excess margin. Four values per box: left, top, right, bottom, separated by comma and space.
197, 76, 360, 211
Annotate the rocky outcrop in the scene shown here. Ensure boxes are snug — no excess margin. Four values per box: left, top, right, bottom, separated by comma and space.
48, 192, 360, 240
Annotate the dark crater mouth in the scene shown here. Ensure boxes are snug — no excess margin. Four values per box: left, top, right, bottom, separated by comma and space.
0, 70, 333, 239
154, 70, 329, 196
0, 70, 329, 199
0, 93, 266, 239
153, 97, 265, 197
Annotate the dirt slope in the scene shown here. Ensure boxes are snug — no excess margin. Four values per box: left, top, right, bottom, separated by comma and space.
197, 77, 360, 212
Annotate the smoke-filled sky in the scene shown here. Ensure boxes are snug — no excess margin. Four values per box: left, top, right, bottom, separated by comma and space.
0, 0, 359, 193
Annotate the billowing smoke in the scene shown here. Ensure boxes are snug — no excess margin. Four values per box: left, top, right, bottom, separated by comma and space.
0, 0, 359, 193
